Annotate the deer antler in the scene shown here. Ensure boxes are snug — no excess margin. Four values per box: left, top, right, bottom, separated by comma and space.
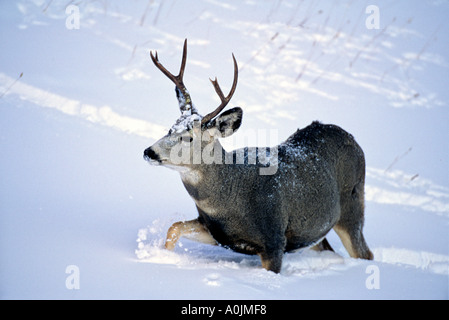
201, 54, 238, 125
150, 39, 194, 114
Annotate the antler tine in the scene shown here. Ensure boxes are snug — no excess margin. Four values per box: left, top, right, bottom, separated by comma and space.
150, 51, 175, 85
150, 39, 187, 87
201, 54, 238, 125
150, 39, 193, 113
178, 39, 187, 80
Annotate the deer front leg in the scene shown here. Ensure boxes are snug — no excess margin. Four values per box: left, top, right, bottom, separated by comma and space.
165, 218, 217, 250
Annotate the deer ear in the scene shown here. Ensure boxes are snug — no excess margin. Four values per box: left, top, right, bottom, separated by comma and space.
212, 107, 243, 138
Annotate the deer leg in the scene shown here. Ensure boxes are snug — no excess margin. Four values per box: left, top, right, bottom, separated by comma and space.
311, 237, 335, 252
333, 224, 373, 260
165, 218, 217, 250
258, 249, 284, 274
335, 180, 373, 260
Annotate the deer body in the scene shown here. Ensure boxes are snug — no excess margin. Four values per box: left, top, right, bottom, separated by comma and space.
144, 40, 373, 273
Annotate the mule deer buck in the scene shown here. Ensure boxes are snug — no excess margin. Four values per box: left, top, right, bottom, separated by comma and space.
144, 39, 373, 273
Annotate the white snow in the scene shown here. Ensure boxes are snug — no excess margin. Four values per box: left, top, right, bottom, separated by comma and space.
0, 0, 448, 300
169, 113, 202, 134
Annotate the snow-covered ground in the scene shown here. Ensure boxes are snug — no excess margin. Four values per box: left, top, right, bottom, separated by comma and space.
1, 0, 448, 299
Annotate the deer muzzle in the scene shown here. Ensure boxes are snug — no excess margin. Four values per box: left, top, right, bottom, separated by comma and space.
143, 147, 161, 163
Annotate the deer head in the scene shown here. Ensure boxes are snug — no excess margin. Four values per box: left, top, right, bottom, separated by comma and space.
144, 39, 242, 170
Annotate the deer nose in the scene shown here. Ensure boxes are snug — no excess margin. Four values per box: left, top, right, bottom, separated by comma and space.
144, 147, 160, 162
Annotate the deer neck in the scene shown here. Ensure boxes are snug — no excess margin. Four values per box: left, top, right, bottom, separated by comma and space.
179, 139, 233, 213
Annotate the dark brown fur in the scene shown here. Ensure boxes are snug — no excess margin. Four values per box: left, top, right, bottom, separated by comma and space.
147, 118, 373, 273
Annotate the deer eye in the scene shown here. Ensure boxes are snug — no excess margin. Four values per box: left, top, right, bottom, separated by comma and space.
179, 136, 193, 143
